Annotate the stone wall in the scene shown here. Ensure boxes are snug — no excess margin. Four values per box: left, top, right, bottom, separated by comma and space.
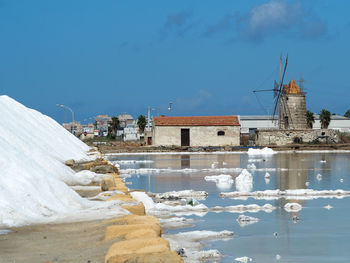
153, 125, 240, 147
256, 129, 339, 146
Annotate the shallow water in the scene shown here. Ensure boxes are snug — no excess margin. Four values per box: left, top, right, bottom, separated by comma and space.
108, 152, 350, 262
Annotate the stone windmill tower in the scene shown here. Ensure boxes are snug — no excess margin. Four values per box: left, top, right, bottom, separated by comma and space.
270, 55, 308, 130
278, 79, 308, 129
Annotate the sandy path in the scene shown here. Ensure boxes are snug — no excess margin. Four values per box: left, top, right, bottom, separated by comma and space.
0, 219, 120, 263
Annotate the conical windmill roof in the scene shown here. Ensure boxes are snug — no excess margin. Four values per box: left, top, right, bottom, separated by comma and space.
283, 79, 302, 94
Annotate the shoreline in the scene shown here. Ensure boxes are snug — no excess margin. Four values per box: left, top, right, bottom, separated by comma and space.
92, 141, 350, 154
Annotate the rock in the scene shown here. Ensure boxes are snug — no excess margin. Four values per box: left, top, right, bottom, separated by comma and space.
101, 177, 115, 191
122, 203, 146, 216
65, 159, 75, 166
91, 165, 115, 174
105, 237, 173, 262
105, 224, 161, 241
106, 251, 183, 263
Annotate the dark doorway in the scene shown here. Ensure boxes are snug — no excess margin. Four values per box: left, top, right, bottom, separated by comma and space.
181, 129, 190, 146
147, 137, 152, 145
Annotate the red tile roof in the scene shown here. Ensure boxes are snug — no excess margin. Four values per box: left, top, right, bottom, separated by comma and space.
154, 116, 240, 126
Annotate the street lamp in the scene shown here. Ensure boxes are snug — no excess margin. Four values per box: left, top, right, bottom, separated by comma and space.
56, 104, 75, 123
56, 104, 75, 133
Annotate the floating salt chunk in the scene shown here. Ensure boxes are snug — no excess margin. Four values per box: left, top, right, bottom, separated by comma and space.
265, 172, 270, 178
265, 178, 270, 184
316, 174, 322, 181
276, 254, 281, 260
211, 162, 219, 169
273, 232, 278, 238
247, 147, 276, 155
305, 182, 310, 187
284, 202, 302, 212
340, 178, 344, 183
324, 205, 333, 210
320, 160, 327, 163
235, 256, 253, 262
237, 215, 259, 227
204, 174, 233, 184
247, 163, 256, 170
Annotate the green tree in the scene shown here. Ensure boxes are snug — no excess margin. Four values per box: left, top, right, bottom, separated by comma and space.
344, 110, 350, 118
107, 116, 120, 139
306, 110, 315, 129
137, 115, 147, 133
320, 109, 331, 129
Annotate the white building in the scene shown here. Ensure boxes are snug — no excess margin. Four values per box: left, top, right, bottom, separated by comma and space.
153, 116, 240, 147
123, 123, 143, 141
239, 115, 350, 133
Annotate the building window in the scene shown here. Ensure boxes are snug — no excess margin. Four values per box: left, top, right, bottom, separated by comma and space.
218, 131, 225, 136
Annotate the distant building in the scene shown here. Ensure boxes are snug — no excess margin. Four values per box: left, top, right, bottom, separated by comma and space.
239, 114, 350, 134
123, 123, 143, 141
313, 114, 350, 132
152, 116, 240, 147
118, 114, 134, 128
62, 122, 82, 135
95, 115, 111, 136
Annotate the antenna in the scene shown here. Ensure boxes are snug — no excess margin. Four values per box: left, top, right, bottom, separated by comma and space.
298, 73, 305, 92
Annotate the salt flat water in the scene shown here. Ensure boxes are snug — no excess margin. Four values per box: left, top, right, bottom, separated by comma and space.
108, 152, 350, 262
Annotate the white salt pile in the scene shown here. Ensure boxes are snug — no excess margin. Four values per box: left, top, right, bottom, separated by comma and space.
235, 169, 253, 192
247, 147, 276, 156
0, 96, 129, 227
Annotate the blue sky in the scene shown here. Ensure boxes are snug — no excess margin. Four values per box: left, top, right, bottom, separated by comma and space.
1, 0, 350, 123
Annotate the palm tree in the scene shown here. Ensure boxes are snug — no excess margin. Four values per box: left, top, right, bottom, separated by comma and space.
344, 110, 350, 118
137, 115, 147, 133
320, 109, 331, 129
107, 116, 120, 139
306, 110, 315, 129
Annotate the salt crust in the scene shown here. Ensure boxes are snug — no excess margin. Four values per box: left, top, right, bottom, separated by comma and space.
163, 230, 233, 263
220, 189, 350, 200
155, 190, 208, 200
210, 204, 275, 213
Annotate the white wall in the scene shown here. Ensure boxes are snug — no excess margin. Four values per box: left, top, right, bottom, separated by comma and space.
153, 126, 240, 146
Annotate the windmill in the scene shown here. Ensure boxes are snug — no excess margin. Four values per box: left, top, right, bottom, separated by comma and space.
253, 55, 308, 130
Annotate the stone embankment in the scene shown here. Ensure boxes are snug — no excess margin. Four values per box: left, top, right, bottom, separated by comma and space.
66, 156, 183, 263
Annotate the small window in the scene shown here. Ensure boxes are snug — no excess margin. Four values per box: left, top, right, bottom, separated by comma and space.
218, 131, 225, 136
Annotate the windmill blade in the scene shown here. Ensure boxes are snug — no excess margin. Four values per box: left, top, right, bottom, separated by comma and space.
272, 92, 280, 118
273, 80, 279, 97
279, 55, 288, 92
272, 55, 288, 118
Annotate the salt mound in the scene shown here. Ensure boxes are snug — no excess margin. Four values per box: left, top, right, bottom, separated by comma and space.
247, 147, 276, 156
0, 96, 128, 227
235, 169, 253, 192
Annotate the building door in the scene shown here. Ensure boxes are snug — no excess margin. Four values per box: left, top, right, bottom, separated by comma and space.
181, 129, 190, 146
147, 137, 152, 145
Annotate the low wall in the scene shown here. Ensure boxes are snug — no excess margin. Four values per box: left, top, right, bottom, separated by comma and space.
256, 129, 339, 146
